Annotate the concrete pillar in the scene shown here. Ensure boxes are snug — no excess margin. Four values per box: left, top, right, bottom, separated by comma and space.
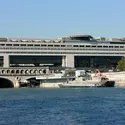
62, 56, 66, 67
66, 55, 74, 68
4, 55, 9, 68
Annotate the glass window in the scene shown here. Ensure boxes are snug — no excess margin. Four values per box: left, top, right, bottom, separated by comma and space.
28, 44, 33, 46
21, 44, 26, 46
34, 44, 40, 46
6, 44, 12, 46
13, 44, 19, 46
48, 45, 53, 47
61, 45, 65, 47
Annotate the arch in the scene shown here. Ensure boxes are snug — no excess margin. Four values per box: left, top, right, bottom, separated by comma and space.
39, 70, 43, 74
11, 70, 15, 74
20, 70, 24, 74
16, 70, 20, 74
0, 77, 14, 88
34, 70, 38, 74
2, 70, 5, 74
7, 70, 10, 74
29, 70, 34, 74
43, 69, 46, 74
25, 70, 29, 74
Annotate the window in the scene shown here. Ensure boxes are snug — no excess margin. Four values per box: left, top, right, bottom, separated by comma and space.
92, 46, 96, 47
103, 46, 108, 48
67, 45, 72, 47
109, 46, 113, 48
13, 44, 19, 46
21, 44, 26, 46
80, 45, 84, 47
73, 45, 78, 47
41, 44, 46, 47
61, 45, 65, 47
6, 44, 12, 46
28, 44, 33, 46
48, 45, 53, 47
34, 44, 40, 46
0, 44, 5, 46
54, 45, 60, 47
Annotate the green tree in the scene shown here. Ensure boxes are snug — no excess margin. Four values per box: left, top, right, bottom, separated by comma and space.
116, 57, 125, 71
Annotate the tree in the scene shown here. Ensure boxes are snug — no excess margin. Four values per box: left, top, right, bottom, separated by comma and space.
116, 57, 125, 71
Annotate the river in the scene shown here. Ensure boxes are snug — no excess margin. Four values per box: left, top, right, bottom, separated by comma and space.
0, 88, 125, 125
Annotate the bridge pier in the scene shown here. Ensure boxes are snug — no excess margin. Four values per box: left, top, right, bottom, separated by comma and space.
14, 81, 20, 88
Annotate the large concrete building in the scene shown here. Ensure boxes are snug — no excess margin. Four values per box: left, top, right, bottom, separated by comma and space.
0, 35, 125, 69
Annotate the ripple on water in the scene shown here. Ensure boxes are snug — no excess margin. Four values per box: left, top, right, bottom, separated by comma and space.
0, 88, 125, 125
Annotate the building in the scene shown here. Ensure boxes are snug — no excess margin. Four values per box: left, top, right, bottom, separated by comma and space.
0, 35, 125, 69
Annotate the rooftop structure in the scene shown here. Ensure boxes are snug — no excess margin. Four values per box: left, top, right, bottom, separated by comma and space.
0, 35, 125, 43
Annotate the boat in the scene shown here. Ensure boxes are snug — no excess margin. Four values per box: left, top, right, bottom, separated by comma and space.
58, 70, 115, 88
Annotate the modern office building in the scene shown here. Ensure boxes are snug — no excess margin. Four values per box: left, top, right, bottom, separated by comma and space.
0, 35, 124, 69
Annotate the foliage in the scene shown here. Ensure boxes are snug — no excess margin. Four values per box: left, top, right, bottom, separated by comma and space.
116, 57, 125, 71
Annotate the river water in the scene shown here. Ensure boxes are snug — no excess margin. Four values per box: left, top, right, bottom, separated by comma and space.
0, 88, 125, 125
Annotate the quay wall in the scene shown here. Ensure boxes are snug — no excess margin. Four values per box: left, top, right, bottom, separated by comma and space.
40, 83, 60, 88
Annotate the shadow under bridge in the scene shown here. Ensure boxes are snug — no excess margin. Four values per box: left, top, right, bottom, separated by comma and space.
0, 77, 14, 88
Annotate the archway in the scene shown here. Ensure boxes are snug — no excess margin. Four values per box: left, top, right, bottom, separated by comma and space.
2, 70, 5, 74
39, 70, 43, 74
7, 70, 10, 74
25, 70, 29, 74
0, 78, 14, 88
16, 70, 20, 74
11, 70, 15, 74
20, 70, 24, 74
43, 69, 46, 74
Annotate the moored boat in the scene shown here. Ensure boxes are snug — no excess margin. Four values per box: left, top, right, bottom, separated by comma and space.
58, 69, 115, 88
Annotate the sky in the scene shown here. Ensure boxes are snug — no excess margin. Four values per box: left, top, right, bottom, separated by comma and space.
0, 0, 125, 38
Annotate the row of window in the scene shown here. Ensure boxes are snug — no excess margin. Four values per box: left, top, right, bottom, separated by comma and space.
2, 51, 125, 55
0, 43, 125, 48
0, 47, 125, 51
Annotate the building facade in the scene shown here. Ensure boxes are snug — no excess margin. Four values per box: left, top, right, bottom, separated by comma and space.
0, 35, 125, 69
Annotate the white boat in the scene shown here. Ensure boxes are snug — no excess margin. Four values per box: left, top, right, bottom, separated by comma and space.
58, 71, 114, 88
